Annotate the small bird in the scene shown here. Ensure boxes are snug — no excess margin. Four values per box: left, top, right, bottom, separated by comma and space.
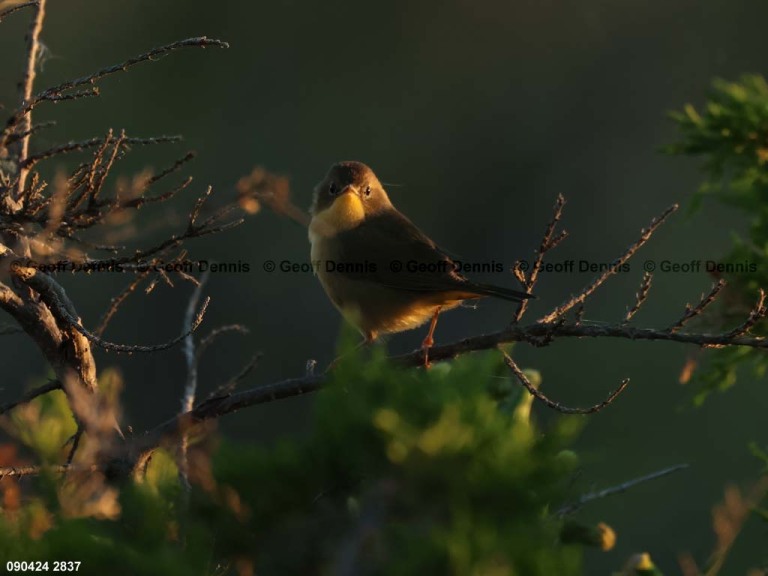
309, 161, 533, 364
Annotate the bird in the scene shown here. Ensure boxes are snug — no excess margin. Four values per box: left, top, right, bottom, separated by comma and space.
308, 161, 533, 365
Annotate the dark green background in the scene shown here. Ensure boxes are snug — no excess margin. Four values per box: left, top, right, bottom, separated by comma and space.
1, 0, 767, 572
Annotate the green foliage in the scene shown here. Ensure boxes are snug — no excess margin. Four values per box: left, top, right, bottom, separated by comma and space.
666, 75, 768, 399
0, 349, 590, 575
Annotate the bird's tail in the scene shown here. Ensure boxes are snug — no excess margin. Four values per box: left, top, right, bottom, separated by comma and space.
466, 282, 534, 302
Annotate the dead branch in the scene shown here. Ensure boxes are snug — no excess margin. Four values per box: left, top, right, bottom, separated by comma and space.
0, 378, 60, 415
95, 270, 150, 337
623, 271, 653, 325
21, 134, 182, 169
668, 279, 726, 332
178, 272, 210, 493
11, 0, 45, 197
514, 193, 567, 322
1, 36, 229, 149
134, 374, 325, 456
539, 203, 679, 323
499, 349, 630, 414
0, 1, 38, 23
556, 463, 690, 516
11, 264, 210, 353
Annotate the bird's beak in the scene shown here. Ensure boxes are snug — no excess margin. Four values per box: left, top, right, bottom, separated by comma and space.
339, 185, 359, 197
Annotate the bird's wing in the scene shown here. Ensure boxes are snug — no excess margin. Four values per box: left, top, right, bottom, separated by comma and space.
327, 210, 478, 294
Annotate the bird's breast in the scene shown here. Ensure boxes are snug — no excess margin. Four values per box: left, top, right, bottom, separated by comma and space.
308, 193, 365, 243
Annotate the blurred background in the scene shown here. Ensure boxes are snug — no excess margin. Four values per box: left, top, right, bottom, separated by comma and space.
1, 0, 767, 571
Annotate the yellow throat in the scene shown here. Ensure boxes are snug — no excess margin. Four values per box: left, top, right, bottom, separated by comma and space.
309, 192, 366, 243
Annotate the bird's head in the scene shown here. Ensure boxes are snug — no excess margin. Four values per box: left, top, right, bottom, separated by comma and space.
309, 162, 393, 235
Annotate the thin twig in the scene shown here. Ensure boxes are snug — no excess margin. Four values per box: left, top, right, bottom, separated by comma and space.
95, 271, 150, 337
21, 134, 182, 168
499, 349, 629, 414
65, 426, 83, 465
38, 86, 99, 103
206, 354, 260, 399
514, 193, 567, 322
4, 120, 55, 145
3, 38, 228, 137
539, 204, 679, 323
0, 379, 61, 415
668, 280, 726, 332
723, 289, 767, 339
623, 272, 654, 325
196, 324, 249, 361
33, 37, 229, 101
556, 463, 689, 516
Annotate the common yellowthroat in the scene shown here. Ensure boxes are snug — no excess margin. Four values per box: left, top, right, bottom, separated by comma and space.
309, 161, 533, 362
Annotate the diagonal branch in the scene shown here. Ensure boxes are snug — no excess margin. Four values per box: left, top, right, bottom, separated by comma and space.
539, 204, 679, 323
556, 463, 690, 516
0, 378, 61, 415
668, 280, 726, 332
622, 272, 654, 325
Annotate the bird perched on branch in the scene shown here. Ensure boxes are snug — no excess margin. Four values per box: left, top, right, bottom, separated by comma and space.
309, 161, 533, 365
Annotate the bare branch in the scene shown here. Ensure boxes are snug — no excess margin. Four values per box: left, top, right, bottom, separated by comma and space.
12, 265, 210, 353
206, 353, 260, 399
178, 271, 210, 494
95, 271, 150, 337
196, 324, 249, 361
64, 426, 83, 465
21, 134, 182, 169
0, 378, 61, 415
135, 374, 325, 453
500, 349, 630, 414
556, 463, 689, 516
623, 272, 654, 325
37, 86, 99, 104
182, 272, 209, 413
668, 279, 726, 332
12, 0, 46, 197
34, 37, 229, 101
723, 289, 767, 339
0, 464, 71, 479
4, 120, 55, 145
0, 0, 38, 22
539, 204, 679, 323
388, 315, 768, 366
514, 193, 567, 322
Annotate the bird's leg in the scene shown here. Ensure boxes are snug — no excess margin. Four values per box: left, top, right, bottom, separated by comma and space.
421, 307, 442, 368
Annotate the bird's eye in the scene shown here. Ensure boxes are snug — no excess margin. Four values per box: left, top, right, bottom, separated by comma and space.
364, 185, 372, 197
329, 182, 337, 195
